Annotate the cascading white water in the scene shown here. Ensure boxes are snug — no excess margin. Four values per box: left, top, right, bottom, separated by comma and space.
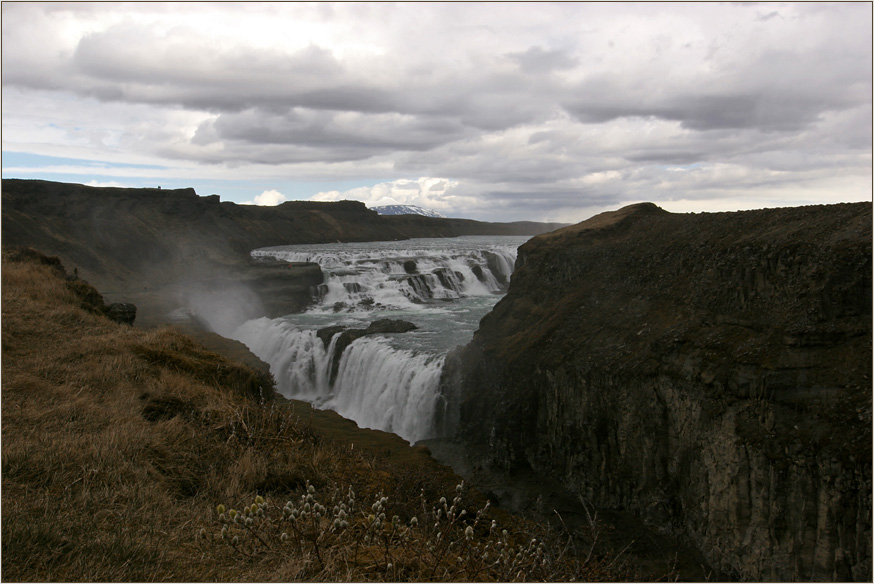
231, 236, 529, 444
232, 318, 335, 400
331, 338, 445, 441
250, 237, 519, 310
231, 317, 446, 442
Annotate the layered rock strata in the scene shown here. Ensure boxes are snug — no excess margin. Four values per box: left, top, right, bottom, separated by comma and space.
450, 202, 872, 581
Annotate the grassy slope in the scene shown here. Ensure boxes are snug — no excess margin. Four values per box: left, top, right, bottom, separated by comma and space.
1, 249, 635, 582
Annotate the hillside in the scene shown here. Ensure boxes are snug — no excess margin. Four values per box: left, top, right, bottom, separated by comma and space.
2, 247, 648, 582
1, 179, 563, 327
446, 202, 873, 581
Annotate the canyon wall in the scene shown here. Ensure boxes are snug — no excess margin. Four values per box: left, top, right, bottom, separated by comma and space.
451, 202, 872, 580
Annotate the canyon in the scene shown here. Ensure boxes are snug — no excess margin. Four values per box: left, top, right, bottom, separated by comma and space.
3, 179, 871, 581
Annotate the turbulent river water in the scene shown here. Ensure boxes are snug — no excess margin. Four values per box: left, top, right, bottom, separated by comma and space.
228, 236, 529, 444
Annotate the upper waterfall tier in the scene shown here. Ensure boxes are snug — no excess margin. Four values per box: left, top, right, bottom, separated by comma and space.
251, 236, 525, 311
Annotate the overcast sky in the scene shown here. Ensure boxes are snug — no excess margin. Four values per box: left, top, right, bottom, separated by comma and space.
2, 2, 871, 222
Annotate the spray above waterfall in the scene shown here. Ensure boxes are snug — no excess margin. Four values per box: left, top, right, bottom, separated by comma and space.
232, 236, 528, 443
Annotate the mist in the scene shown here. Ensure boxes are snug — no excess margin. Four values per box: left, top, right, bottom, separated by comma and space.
178, 280, 266, 338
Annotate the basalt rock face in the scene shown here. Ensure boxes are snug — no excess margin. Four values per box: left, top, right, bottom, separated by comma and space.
451, 202, 872, 581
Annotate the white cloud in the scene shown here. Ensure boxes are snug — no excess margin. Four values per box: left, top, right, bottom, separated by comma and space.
242, 189, 287, 206
312, 178, 472, 214
84, 179, 137, 188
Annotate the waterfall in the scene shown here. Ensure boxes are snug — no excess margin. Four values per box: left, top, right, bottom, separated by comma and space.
251, 239, 518, 310
231, 318, 445, 443
232, 318, 335, 400
231, 236, 528, 444
331, 338, 445, 442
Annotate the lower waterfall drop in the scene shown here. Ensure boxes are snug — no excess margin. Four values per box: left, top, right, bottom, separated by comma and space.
231, 318, 446, 443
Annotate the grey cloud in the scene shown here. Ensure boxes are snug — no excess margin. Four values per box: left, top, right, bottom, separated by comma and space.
68, 30, 350, 113
195, 107, 470, 157
564, 85, 857, 133
563, 30, 870, 133
506, 46, 578, 75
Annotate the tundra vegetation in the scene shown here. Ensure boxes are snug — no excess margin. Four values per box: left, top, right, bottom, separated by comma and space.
1, 248, 644, 582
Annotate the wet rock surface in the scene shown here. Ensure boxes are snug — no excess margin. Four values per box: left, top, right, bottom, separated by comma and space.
450, 202, 872, 581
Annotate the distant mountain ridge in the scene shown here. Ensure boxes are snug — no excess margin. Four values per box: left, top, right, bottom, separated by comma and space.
371, 204, 446, 218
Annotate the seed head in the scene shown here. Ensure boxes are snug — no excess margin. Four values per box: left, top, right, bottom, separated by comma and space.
216, 504, 226, 515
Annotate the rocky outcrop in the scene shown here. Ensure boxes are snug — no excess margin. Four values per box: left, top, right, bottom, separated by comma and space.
449, 202, 872, 581
5, 247, 140, 327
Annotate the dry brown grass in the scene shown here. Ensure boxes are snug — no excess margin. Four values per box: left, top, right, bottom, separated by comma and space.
1, 248, 638, 582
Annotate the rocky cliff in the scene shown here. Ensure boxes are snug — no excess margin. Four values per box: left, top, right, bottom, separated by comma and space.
449, 202, 872, 581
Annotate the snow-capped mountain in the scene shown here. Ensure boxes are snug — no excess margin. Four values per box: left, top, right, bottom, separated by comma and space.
371, 204, 446, 218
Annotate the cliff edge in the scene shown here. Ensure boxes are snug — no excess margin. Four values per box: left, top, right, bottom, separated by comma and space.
449, 202, 872, 581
